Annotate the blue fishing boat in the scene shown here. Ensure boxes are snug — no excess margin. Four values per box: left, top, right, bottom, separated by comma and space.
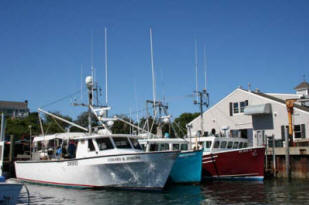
139, 138, 203, 183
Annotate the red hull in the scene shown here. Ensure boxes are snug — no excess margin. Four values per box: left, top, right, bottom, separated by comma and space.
202, 147, 265, 180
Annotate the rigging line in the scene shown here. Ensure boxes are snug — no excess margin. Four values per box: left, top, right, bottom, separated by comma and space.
111, 106, 153, 119
52, 117, 66, 132
40, 90, 81, 109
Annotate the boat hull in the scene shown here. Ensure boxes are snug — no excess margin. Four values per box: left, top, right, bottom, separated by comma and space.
202, 147, 265, 181
15, 151, 178, 190
0, 182, 23, 205
170, 149, 203, 183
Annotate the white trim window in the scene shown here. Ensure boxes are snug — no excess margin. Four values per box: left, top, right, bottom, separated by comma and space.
294, 124, 306, 138
230, 100, 248, 115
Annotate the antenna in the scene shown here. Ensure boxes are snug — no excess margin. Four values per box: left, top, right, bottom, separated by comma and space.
149, 28, 157, 115
105, 27, 108, 105
203, 45, 207, 91
194, 40, 198, 101
81, 64, 83, 101
91, 32, 95, 105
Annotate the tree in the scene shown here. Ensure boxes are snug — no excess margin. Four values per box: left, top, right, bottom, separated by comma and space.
111, 115, 134, 134
5, 112, 41, 140
173, 112, 200, 137
43, 112, 73, 134
74, 111, 98, 130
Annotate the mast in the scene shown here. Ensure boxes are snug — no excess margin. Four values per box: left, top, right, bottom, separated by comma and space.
81, 64, 83, 101
105, 27, 108, 106
194, 40, 199, 101
86, 75, 93, 134
149, 28, 156, 115
203, 45, 207, 91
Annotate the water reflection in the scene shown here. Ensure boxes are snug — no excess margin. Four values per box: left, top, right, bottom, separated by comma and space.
17, 184, 203, 205
17, 179, 309, 205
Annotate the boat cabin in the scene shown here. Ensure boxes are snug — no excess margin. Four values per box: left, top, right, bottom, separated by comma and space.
190, 136, 248, 153
32, 132, 143, 160
138, 138, 190, 152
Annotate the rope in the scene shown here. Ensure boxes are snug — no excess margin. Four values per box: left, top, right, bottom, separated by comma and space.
40, 90, 81, 109
22, 183, 31, 205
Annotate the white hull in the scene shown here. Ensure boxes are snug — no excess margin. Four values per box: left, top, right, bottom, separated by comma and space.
15, 151, 177, 190
0, 183, 23, 205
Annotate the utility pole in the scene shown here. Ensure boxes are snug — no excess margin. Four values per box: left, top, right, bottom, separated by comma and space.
193, 89, 209, 137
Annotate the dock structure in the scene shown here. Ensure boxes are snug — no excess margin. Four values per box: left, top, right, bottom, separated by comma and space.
265, 145, 309, 178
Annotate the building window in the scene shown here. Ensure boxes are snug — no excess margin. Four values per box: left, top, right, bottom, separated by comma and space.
294, 124, 306, 138
233, 102, 239, 114
240, 100, 248, 113
230, 100, 248, 115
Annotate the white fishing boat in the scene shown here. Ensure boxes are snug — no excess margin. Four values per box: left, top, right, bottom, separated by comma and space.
15, 132, 178, 190
15, 72, 178, 190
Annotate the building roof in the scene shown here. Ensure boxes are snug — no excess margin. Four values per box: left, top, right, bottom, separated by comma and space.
0, 100, 28, 110
294, 81, 309, 90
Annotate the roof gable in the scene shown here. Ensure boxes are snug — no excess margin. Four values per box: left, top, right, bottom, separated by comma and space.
294, 81, 309, 90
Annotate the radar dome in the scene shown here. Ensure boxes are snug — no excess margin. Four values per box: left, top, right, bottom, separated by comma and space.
85, 76, 93, 88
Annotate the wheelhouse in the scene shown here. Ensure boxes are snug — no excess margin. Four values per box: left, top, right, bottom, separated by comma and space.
32, 133, 144, 160
192, 136, 248, 153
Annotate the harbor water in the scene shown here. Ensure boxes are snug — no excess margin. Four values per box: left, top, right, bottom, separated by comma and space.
16, 179, 309, 205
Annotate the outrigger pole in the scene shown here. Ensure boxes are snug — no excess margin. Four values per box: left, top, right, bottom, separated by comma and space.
38, 108, 88, 132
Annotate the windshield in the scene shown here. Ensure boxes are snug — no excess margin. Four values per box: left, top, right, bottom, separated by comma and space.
112, 137, 132, 149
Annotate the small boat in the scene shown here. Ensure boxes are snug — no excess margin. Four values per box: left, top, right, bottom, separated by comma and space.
139, 138, 203, 183
0, 141, 23, 205
191, 135, 265, 181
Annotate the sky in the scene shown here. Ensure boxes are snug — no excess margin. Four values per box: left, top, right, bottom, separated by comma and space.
0, 0, 308, 120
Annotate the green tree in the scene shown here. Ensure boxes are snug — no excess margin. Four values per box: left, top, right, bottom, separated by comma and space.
173, 112, 200, 137
111, 115, 133, 134
43, 112, 73, 134
5, 112, 41, 140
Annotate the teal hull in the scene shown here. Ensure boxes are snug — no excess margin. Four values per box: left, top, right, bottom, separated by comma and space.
170, 149, 203, 183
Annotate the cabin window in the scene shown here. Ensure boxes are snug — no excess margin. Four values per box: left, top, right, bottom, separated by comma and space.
239, 142, 243, 149
172, 144, 180, 151
130, 138, 142, 150
181, 144, 188, 151
96, 138, 114, 151
214, 141, 220, 148
140, 144, 146, 151
150, 144, 159, 151
227, 141, 233, 149
113, 137, 132, 149
159, 143, 169, 151
204, 141, 212, 149
220, 141, 227, 149
243, 143, 248, 148
88, 139, 95, 152
233, 142, 239, 149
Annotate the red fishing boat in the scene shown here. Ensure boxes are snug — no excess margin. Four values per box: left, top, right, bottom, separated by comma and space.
192, 136, 265, 180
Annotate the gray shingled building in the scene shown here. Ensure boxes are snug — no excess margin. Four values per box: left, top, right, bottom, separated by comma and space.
0, 100, 29, 118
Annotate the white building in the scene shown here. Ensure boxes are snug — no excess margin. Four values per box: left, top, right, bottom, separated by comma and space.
188, 81, 309, 146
